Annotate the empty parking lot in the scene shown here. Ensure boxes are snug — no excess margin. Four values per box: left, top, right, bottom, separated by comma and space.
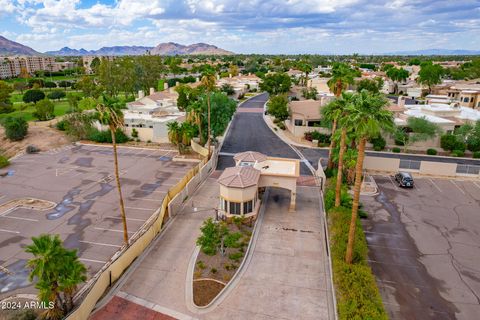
362, 175, 480, 320
0, 144, 195, 299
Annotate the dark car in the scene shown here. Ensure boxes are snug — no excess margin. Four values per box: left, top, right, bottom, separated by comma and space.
395, 172, 414, 188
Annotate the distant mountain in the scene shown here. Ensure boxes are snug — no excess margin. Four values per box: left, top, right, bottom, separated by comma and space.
386, 49, 480, 56
150, 42, 233, 55
0, 35, 40, 56
45, 46, 153, 56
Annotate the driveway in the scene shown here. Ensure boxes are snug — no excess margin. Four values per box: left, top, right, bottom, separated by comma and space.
361, 176, 480, 320
217, 93, 312, 175
92, 184, 334, 319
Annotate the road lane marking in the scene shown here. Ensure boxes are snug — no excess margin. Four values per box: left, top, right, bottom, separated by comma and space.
79, 258, 107, 264
125, 206, 153, 211
0, 216, 38, 222
94, 227, 135, 234
104, 216, 145, 222
0, 228, 20, 234
79, 240, 122, 248
388, 176, 399, 190
451, 180, 466, 194
428, 179, 442, 192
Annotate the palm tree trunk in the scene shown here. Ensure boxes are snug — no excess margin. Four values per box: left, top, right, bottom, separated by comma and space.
110, 128, 129, 245
335, 128, 347, 207
197, 115, 203, 145
207, 93, 211, 159
345, 137, 366, 264
327, 119, 337, 170
335, 80, 342, 97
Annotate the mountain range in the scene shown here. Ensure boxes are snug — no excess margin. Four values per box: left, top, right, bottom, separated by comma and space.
386, 49, 480, 55
0, 35, 40, 55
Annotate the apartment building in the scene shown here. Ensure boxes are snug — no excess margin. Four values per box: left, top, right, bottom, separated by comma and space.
433, 81, 480, 110
0, 56, 74, 79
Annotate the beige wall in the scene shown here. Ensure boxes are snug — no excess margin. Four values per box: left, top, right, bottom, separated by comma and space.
419, 161, 457, 176
125, 127, 153, 142
286, 120, 330, 138
220, 185, 257, 202
259, 175, 296, 192
363, 156, 401, 172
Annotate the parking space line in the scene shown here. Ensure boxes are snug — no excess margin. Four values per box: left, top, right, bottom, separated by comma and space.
0, 228, 20, 234
451, 180, 466, 194
428, 179, 442, 192
473, 181, 480, 190
0, 215, 38, 222
130, 197, 163, 202
104, 216, 145, 222
387, 176, 399, 191
79, 240, 122, 248
125, 206, 154, 211
94, 227, 135, 234
79, 258, 107, 264
364, 231, 403, 237
367, 244, 411, 251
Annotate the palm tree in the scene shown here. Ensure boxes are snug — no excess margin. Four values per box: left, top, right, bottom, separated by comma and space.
322, 96, 346, 170
327, 63, 355, 97
343, 91, 394, 264
332, 92, 355, 207
96, 95, 129, 245
188, 101, 203, 144
201, 71, 216, 158
167, 121, 181, 145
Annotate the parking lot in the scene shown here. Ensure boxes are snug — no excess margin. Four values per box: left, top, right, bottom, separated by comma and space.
362, 175, 480, 320
0, 144, 195, 299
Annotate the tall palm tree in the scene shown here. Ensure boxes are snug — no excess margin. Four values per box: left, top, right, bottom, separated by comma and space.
188, 101, 203, 144
96, 95, 129, 245
167, 121, 181, 145
332, 92, 355, 207
201, 71, 216, 158
327, 63, 355, 97
343, 91, 394, 264
322, 96, 346, 170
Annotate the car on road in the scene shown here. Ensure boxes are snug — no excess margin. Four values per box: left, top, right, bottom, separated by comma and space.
395, 172, 414, 188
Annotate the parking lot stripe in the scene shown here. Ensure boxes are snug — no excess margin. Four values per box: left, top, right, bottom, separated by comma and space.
104, 216, 145, 222
364, 231, 403, 237
451, 180, 466, 194
94, 227, 136, 234
428, 179, 442, 192
0, 215, 38, 222
80, 240, 122, 248
473, 181, 480, 190
387, 176, 399, 190
129, 197, 163, 202
125, 206, 153, 211
79, 258, 107, 264
0, 228, 20, 234
367, 244, 411, 251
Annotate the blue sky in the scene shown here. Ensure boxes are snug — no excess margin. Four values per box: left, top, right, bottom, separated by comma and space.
1, 0, 479, 54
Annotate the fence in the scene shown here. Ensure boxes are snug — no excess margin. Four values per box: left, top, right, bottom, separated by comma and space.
66, 148, 218, 320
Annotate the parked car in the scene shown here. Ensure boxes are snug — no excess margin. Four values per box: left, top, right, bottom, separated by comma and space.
395, 172, 414, 188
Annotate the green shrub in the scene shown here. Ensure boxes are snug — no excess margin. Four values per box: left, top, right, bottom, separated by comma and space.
210, 267, 217, 274
196, 261, 206, 270
228, 252, 244, 262
224, 232, 242, 248
33, 98, 55, 121
324, 183, 352, 212
451, 150, 465, 157
392, 147, 401, 153
56, 119, 67, 131
441, 134, 465, 152
473, 151, 480, 159
277, 122, 286, 130
370, 136, 386, 151
87, 128, 129, 144
2, 117, 28, 141
426, 148, 437, 155
23, 89, 45, 104
0, 155, 9, 168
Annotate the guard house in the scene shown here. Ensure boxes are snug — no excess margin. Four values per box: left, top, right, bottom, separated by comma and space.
218, 151, 300, 220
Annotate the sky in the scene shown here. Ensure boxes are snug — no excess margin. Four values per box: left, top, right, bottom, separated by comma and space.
0, 0, 479, 54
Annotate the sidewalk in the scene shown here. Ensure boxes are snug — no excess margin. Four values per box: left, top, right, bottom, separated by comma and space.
262, 113, 319, 149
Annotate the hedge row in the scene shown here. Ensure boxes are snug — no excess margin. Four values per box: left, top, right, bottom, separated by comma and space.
326, 184, 388, 320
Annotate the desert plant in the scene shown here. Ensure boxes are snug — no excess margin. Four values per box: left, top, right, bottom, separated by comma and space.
0, 155, 9, 168
2, 116, 28, 141
392, 147, 401, 153
26, 145, 40, 154
426, 148, 437, 155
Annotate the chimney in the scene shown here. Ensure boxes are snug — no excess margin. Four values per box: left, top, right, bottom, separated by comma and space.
229, 74, 232, 78
164, 82, 169, 90
398, 96, 405, 108
149, 87, 155, 95
175, 81, 180, 87
138, 90, 144, 99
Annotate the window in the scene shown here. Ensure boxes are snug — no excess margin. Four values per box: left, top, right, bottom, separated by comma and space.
149, 126, 153, 128
243, 200, 253, 214
471, 97, 474, 102
229, 202, 241, 215
294, 119, 303, 126
464, 97, 469, 102
308, 120, 321, 127
239, 161, 254, 167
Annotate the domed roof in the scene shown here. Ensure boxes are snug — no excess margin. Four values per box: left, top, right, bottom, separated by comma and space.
218, 166, 261, 188
233, 151, 267, 163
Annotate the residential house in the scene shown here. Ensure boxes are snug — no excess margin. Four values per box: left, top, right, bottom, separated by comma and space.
285, 99, 329, 138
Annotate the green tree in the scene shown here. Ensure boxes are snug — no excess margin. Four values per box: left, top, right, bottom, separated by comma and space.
221, 83, 235, 96
196, 218, 229, 256
259, 72, 292, 95
96, 95, 129, 245
344, 91, 394, 264
66, 93, 82, 112
386, 67, 409, 94
356, 77, 383, 94
302, 87, 318, 100
76, 76, 100, 98
228, 64, 239, 76
2, 117, 28, 141
297, 60, 313, 86
61, 112, 94, 140
267, 94, 289, 121
23, 89, 45, 104
327, 63, 356, 97
47, 90, 66, 101
417, 62, 444, 94
167, 121, 181, 145
201, 70, 217, 158
13, 81, 28, 94
402, 117, 442, 152
26, 234, 87, 319
44, 81, 57, 90
0, 80, 14, 113
34, 98, 55, 121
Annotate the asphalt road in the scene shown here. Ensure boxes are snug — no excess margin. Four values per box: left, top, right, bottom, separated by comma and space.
362, 176, 480, 319
217, 93, 312, 175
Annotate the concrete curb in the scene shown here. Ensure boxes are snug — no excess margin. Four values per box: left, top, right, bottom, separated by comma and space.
185, 189, 269, 314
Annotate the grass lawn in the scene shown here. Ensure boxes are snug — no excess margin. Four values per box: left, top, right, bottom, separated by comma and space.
0, 100, 71, 123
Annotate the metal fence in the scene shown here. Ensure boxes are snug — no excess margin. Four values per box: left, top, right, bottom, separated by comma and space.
399, 159, 421, 170
456, 164, 480, 175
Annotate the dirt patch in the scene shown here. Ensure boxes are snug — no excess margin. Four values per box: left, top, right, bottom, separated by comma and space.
0, 126, 70, 159
193, 279, 225, 307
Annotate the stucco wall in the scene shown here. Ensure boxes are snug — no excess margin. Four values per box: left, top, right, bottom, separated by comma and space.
363, 156, 401, 172
258, 175, 297, 192
124, 127, 153, 142
419, 161, 457, 176
220, 185, 257, 202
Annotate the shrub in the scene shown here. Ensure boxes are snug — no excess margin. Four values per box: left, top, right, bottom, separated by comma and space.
0, 155, 9, 168
25, 145, 40, 154
2, 117, 28, 141
56, 119, 67, 131
23, 89, 45, 104
392, 147, 401, 153
277, 122, 286, 130
441, 134, 465, 152
451, 150, 465, 157
426, 148, 437, 155
228, 252, 244, 262
324, 183, 352, 212
196, 261, 206, 270
87, 128, 129, 144
370, 136, 386, 151
47, 90, 66, 100
33, 98, 55, 121
473, 151, 480, 159
224, 232, 242, 248
131, 128, 139, 138
210, 268, 217, 274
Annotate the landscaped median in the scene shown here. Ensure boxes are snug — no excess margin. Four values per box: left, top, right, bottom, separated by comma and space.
324, 180, 388, 320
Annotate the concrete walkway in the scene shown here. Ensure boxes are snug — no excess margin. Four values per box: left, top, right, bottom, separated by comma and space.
92, 182, 334, 320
